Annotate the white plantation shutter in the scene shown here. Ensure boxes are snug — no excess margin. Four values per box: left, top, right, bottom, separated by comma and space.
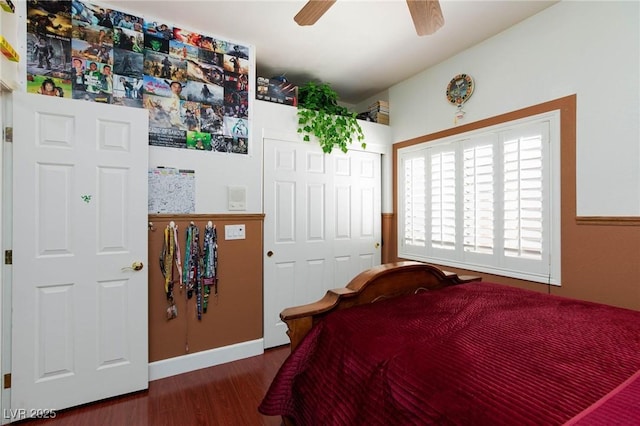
503, 134, 544, 260
463, 142, 494, 255
431, 150, 456, 250
398, 112, 559, 285
402, 154, 426, 247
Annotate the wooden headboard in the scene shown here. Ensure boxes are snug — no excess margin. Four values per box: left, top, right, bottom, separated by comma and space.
280, 261, 481, 351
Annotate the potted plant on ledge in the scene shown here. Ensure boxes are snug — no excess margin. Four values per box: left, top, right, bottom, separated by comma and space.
297, 81, 365, 154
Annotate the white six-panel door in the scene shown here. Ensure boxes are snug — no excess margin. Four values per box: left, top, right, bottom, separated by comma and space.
263, 137, 381, 348
11, 92, 149, 414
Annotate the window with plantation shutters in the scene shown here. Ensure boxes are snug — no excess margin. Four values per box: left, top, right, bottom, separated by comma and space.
398, 111, 561, 285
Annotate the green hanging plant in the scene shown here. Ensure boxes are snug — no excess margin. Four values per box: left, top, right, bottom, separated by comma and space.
297, 81, 365, 154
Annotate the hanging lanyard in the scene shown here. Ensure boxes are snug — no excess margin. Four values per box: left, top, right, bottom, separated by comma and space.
182, 224, 193, 292
184, 224, 199, 298
193, 224, 202, 319
202, 223, 218, 312
172, 224, 182, 286
161, 225, 174, 299
175, 222, 218, 316
160, 224, 178, 319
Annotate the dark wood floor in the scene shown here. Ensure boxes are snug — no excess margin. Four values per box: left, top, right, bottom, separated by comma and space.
16, 345, 290, 426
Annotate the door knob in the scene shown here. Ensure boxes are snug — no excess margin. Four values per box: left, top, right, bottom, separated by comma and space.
267, 251, 274, 257
122, 261, 144, 272
375, 243, 380, 249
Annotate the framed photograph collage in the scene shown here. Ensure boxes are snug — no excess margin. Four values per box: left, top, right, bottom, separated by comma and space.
25, 0, 250, 154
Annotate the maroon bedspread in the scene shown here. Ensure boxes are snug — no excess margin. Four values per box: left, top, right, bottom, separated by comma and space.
259, 282, 640, 425
564, 369, 640, 425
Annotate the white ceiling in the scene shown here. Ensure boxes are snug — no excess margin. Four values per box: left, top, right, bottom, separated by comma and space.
121, 0, 558, 105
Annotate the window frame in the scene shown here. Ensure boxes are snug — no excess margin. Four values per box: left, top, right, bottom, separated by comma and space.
397, 110, 561, 285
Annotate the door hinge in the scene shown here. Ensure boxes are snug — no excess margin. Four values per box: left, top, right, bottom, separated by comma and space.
3, 373, 10, 389
4, 250, 12, 265
4, 126, 12, 142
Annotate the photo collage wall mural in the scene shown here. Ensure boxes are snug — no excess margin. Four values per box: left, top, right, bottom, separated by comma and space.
25, 0, 250, 154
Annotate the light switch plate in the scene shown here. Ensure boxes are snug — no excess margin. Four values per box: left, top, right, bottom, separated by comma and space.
225, 224, 246, 240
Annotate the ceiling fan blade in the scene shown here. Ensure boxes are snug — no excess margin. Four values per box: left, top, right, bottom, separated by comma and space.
406, 0, 445, 36
294, 0, 337, 26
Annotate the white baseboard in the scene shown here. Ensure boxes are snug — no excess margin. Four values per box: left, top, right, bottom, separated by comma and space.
148, 339, 264, 381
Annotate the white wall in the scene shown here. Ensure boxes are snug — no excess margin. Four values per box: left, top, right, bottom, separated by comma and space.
388, 0, 640, 216
151, 99, 392, 214
149, 137, 264, 213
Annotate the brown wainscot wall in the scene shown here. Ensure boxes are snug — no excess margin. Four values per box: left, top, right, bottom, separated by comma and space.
148, 214, 264, 362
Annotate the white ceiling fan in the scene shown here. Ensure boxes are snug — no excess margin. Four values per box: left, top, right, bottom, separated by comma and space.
294, 0, 445, 36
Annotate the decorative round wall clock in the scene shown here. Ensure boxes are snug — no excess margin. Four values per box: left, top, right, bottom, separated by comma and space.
446, 74, 474, 105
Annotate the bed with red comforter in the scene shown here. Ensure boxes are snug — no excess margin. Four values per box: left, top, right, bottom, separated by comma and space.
259, 262, 640, 425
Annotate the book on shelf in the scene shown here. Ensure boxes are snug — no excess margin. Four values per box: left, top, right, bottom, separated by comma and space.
368, 100, 389, 112
363, 100, 389, 124
357, 100, 389, 124
369, 100, 388, 107
374, 114, 389, 125
367, 112, 389, 125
